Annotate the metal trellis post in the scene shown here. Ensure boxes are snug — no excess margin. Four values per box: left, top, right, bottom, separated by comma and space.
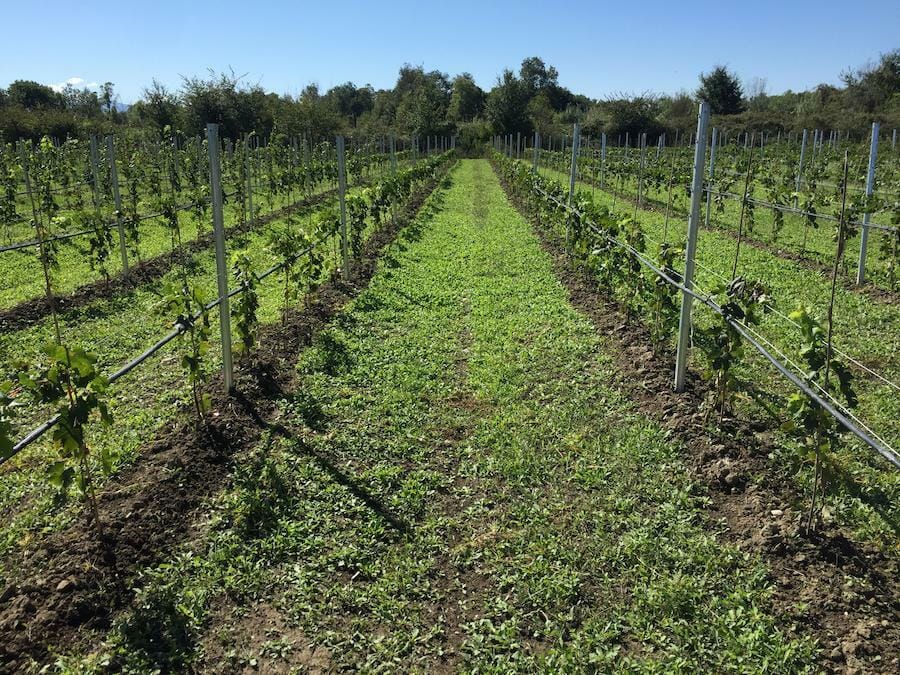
336, 135, 349, 281
106, 135, 129, 275
856, 121, 880, 285
674, 102, 710, 393
245, 136, 254, 225
566, 122, 581, 251
206, 124, 234, 392
795, 129, 808, 206
600, 132, 607, 188
89, 135, 102, 210
705, 127, 718, 227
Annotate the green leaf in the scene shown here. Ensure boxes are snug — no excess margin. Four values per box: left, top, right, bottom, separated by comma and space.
100, 445, 114, 475
46, 460, 73, 490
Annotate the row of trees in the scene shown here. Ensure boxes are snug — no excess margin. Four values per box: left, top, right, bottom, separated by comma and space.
0, 79, 120, 140
2, 52, 898, 144
695, 54, 900, 137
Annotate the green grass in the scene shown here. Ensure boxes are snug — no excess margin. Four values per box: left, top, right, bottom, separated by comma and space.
527, 158, 900, 548
56, 159, 817, 673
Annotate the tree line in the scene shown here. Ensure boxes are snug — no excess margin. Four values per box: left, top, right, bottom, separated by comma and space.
1, 52, 897, 144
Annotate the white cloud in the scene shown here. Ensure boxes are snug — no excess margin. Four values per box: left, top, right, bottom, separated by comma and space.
49, 77, 100, 93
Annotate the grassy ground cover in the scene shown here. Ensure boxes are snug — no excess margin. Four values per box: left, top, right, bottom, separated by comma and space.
55, 160, 820, 672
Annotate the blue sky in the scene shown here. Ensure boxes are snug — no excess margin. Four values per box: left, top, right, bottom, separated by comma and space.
1, 0, 897, 103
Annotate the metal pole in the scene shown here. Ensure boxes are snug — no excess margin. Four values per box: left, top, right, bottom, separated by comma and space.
206, 124, 234, 393
336, 135, 349, 281
636, 133, 647, 206
532, 131, 539, 173
567, 123, 581, 205
893, 128, 897, 151
106, 135, 129, 275
600, 132, 607, 189
566, 122, 581, 250
245, 136, 254, 225
705, 127, 718, 227
390, 134, 397, 174
674, 102, 710, 393
795, 129, 808, 201
89, 135, 101, 210
856, 122, 880, 285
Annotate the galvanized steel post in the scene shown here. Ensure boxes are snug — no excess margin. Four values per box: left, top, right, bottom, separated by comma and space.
105, 135, 130, 275
705, 127, 718, 227
674, 102, 710, 393
336, 135, 349, 280
206, 124, 234, 392
856, 122, 880, 285
566, 122, 581, 251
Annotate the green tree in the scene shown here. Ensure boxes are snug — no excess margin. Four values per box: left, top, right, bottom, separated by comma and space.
394, 67, 451, 137
61, 85, 102, 118
326, 82, 374, 126
526, 90, 555, 135
179, 70, 274, 139
520, 56, 558, 92
7, 80, 63, 109
697, 66, 745, 115
291, 84, 342, 141
659, 92, 696, 134
132, 79, 180, 130
357, 89, 398, 137
841, 49, 900, 113
600, 95, 665, 137
486, 70, 531, 134
100, 82, 116, 116
449, 73, 485, 122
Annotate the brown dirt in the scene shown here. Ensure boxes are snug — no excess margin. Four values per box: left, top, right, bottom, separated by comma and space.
0, 169, 448, 674
495, 161, 900, 674
198, 599, 331, 674
0, 188, 340, 334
